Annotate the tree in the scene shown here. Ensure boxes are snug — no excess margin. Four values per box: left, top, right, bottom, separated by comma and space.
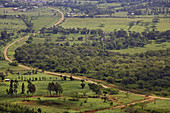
13, 80, 19, 95
77, 36, 83, 41
26, 36, 33, 43
72, 68, 78, 73
47, 83, 52, 95
80, 79, 86, 89
0, 73, 5, 81
38, 108, 42, 113
64, 42, 70, 46
110, 102, 113, 106
27, 80, 36, 95
101, 95, 109, 103
70, 75, 74, 81
8, 62, 18, 66
6, 80, 14, 97
88, 83, 103, 95
63, 76, 67, 81
0, 30, 8, 40
125, 91, 131, 98
21, 83, 25, 94
60, 75, 63, 80
55, 82, 63, 95
48, 82, 63, 95
104, 88, 119, 95
81, 83, 86, 89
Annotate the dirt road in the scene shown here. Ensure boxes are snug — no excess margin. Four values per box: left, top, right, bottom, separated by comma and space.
3, 7, 65, 68
3, 7, 170, 113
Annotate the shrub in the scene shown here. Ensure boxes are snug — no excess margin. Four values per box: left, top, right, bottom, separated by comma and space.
8, 62, 18, 66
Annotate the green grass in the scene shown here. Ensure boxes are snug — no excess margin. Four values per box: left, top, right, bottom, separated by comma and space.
32, 15, 60, 32
113, 92, 145, 104
0, 7, 60, 32
113, 42, 170, 54
16, 96, 117, 113
61, 18, 170, 32
146, 99, 170, 112
96, 108, 126, 113
0, 8, 15, 14
0, 73, 118, 113
0, 69, 144, 113
97, 3, 121, 8
0, 7, 57, 16
0, 61, 25, 72
61, 18, 131, 32
0, 18, 27, 30
157, 18, 170, 31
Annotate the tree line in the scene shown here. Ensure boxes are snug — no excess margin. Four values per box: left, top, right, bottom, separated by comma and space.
14, 42, 170, 96
41, 26, 170, 50
6, 80, 36, 97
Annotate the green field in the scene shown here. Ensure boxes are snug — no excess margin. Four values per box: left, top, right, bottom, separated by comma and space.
96, 108, 126, 113
0, 71, 116, 112
146, 99, 170, 111
97, 3, 121, 8
0, 61, 25, 72
0, 60, 147, 113
61, 18, 170, 32
113, 42, 170, 54
157, 18, 170, 31
1, 2, 170, 112
0, 7, 60, 32
0, 18, 27, 30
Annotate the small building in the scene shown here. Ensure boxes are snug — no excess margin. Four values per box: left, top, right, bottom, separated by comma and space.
5, 79, 10, 82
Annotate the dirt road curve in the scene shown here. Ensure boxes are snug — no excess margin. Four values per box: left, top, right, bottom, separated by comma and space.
3, 7, 65, 67
3, 7, 170, 113
3, 36, 29, 63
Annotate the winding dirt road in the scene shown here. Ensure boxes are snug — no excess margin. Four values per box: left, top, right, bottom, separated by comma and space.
3, 7, 170, 113
3, 7, 65, 69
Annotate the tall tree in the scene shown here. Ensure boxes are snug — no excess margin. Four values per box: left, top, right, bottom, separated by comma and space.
0, 30, 8, 40
47, 83, 52, 95
13, 80, 19, 96
55, 82, 63, 95
6, 80, 14, 97
47, 82, 63, 95
21, 83, 25, 94
27, 81, 36, 95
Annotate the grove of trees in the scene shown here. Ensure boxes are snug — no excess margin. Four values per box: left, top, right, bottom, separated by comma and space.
14, 42, 170, 96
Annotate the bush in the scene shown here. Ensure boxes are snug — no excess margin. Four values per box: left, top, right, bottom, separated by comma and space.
106, 88, 119, 95
8, 62, 18, 66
